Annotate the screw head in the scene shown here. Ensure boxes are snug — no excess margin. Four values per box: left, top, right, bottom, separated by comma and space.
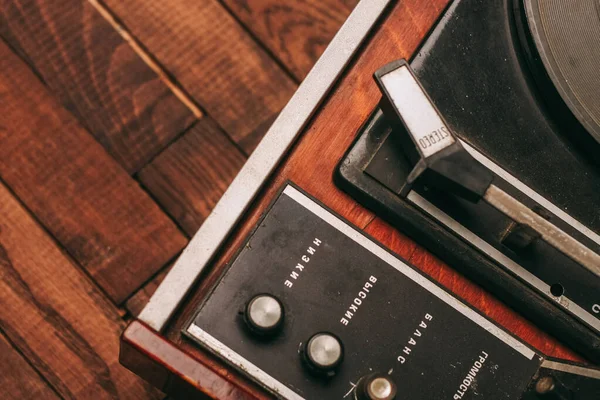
535, 376, 556, 394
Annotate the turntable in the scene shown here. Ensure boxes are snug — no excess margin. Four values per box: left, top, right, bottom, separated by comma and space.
120, 0, 600, 398
337, 0, 600, 360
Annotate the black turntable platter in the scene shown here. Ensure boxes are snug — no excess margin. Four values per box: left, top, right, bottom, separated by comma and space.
519, 0, 600, 147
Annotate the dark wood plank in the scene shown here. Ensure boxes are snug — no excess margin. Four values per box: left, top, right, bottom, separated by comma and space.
222, 0, 357, 81
0, 182, 161, 400
0, 0, 196, 174
0, 40, 187, 303
138, 118, 246, 237
0, 334, 61, 400
125, 265, 172, 318
102, 0, 297, 154
166, 0, 578, 364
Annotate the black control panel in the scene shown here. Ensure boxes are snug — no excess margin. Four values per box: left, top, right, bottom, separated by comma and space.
184, 183, 558, 399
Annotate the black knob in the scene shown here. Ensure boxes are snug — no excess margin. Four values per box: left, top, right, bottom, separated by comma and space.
302, 332, 344, 376
355, 373, 397, 400
244, 294, 284, 336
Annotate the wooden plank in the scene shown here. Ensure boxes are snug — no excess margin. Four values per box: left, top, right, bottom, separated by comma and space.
0, 182, 161, 399
126, 265, 172, 318
138, 117, 246, 237
222, 0, 357, 80
102, 0, 297, 153
0, 334, 61, 400
0, 0, 196, 174
0, 40, 187, 304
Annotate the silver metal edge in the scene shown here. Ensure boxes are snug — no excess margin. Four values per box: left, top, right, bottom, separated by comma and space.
187, 324, 305, 400
540, 359, 600, 380
407, 190, 600, 332
139, 0, 393, 332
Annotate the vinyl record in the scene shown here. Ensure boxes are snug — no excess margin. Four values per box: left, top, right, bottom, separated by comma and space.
523, 0, 600, 145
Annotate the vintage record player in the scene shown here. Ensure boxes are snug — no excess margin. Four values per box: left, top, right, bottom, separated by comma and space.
337, 0, 600, 361
120, 0, 600, 398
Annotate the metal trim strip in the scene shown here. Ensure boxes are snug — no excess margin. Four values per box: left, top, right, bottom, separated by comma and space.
541, 360, 600, 380
461, 140, 600, 247
139, 0, 393, 331
187, 324, 305, 400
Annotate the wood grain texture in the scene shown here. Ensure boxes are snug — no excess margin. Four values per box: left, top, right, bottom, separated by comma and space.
222, 0, 357, 81
122, 321, 265, 400
0, 0, 196, 174
0, 40, 187, 304
0, 334, 61, 400
126, 264, 172, 318
138, 118, 246, 237
0, 182, 161, 400
166, 0, 578, 370
102, 0, 297, 154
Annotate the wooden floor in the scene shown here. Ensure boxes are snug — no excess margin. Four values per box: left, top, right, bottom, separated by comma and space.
0, 0, 357, 398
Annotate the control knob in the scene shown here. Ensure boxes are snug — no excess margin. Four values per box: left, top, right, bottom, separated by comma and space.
302, 332, 344, 376
244, 294, 284, 336
355, 373, 397, 400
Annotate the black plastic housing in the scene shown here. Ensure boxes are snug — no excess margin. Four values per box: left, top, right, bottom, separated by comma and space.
374, 59, 494, 203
